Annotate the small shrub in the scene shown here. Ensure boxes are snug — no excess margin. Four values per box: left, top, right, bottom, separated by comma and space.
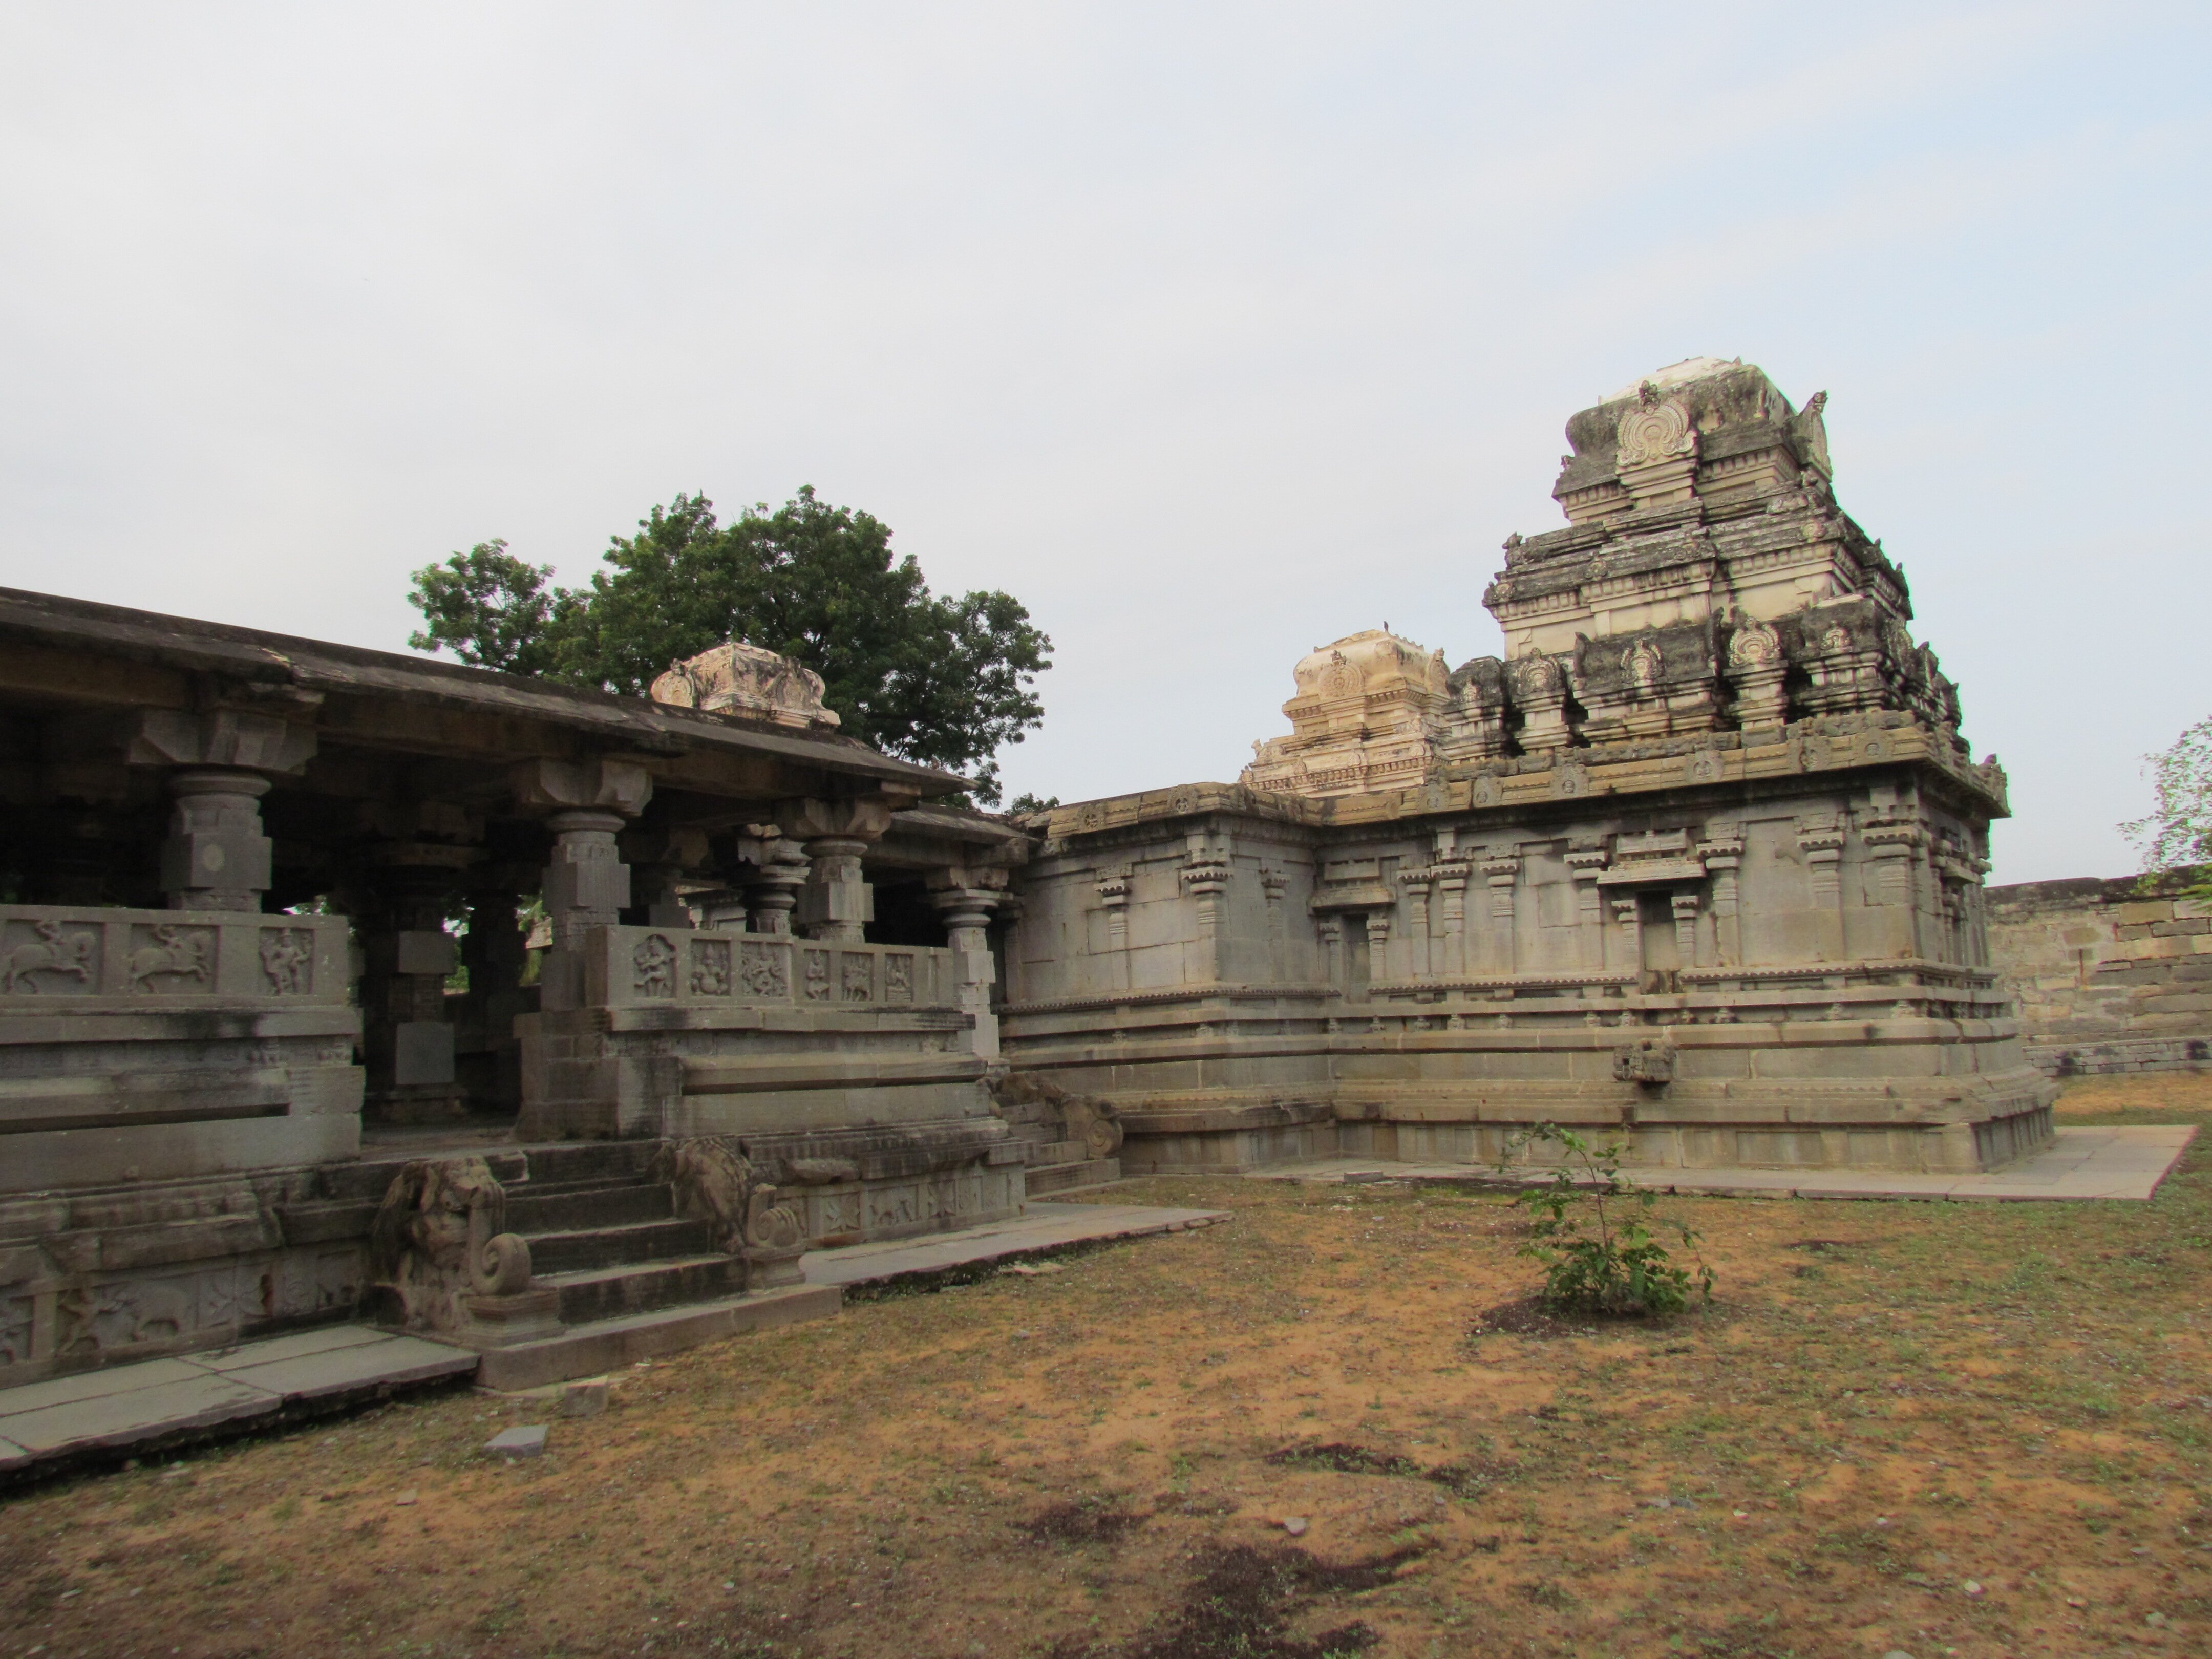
1500, 1123, 1713, 1316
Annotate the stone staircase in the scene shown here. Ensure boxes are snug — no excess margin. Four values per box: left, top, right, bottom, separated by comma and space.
986, 1075, 1123, 1196
295, 1139, 827, 1389
289, 1108, 1112, 1387
494, 1142, 748, 1327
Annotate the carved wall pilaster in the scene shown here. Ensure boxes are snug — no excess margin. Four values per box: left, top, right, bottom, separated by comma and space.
1696, 828, 1745, 967
1564, 840, 1609, 968
1796, 814, 1847, 963
1396, 867, 1433, 980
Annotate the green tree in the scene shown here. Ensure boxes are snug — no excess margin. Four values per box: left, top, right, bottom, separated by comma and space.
2122, 715, 2212, 889
405, 539, 573, 676
407, 490, 1051, 803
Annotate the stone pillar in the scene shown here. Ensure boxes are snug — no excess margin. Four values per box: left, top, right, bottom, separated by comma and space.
127, 707, 316, 907
544, 813, 628, 947
621, 827, 708, 930
777, 798, 892, 944
1696, 830, 1744, 967
745, 839, 810, 934
1564, 842, 1609, 969
929, 879, 1006, 1057
355, 869, 470, 1121
160, 770, 274, 911
458, 871, 531, 1115
514, 758, 653, 1010
335, 801, 484, 1122
1096, 866, 1132, 990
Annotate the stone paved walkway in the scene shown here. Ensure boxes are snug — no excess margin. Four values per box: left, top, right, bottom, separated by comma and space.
0, 1326, 476, 1479
1247, 1124, 2198, 1202
0, 1199, 1227, 1478
800, 1199, 1229, 1287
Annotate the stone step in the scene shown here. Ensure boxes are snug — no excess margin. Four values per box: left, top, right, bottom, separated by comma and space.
1022, 1157, 1122, 1196
474, 1284, 840, 1392
504, 1180, 673, 1232
537, 1253, 746, 1326
1026, 1138, 1086, 1166
513, 1140, 664, 1186
524, 1217, 714, 1275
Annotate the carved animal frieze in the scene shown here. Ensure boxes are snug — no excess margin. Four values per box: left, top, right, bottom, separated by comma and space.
1, 920, 98, 993
369, 1157, 534, 1333
127, 924, 212, 991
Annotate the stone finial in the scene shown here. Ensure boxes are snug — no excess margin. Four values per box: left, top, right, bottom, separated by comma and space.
651, 641, 841, 734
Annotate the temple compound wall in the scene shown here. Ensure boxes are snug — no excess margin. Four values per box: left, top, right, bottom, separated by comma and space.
1001, 358, 2055, 1177
1985, 866, 2212, 1077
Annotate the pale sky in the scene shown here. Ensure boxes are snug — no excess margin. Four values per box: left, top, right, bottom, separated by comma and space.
3, 4, 2206, 883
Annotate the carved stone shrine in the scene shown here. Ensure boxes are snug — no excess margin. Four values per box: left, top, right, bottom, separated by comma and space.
1001, 358, 2055, 1177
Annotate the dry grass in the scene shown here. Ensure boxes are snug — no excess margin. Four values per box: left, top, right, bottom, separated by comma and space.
4, 1072, 2211, 1658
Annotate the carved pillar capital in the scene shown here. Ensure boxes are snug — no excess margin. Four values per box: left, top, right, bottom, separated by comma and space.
511, 757, 653, 818
775, 799, 890, 944
127, 709, 317, 776
773, 796, 895, 844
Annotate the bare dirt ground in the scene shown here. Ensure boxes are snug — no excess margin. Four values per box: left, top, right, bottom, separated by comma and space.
6, 1072, 2211, 1659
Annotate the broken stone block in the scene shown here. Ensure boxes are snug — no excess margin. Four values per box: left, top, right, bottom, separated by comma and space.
485, 1424, 548, 1459
562, 1379, 607, 1418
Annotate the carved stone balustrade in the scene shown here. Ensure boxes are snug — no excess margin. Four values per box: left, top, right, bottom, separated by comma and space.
0, 902, 360, 1187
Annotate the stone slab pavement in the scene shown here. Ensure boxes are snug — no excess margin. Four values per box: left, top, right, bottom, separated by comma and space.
800, 1200, 1230, 1288
1245, 1125, 2198, 1203
0, 1324, 476, 1481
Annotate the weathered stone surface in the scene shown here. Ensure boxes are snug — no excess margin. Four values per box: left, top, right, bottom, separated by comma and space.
1987, 866, 2212, 1075
650, 641, 842, 734
1008, 359, 2050, 1176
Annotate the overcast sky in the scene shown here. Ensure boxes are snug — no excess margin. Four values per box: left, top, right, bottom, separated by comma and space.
3, 4, 2206, 883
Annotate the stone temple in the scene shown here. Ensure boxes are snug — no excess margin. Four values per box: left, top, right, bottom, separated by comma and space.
1002, 357, 2055, 1177
0, 355, 2060, 1397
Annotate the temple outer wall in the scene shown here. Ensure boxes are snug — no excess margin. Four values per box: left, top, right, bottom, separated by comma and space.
1985, 866, 2212, 1077
1002, 759, 2054, 1178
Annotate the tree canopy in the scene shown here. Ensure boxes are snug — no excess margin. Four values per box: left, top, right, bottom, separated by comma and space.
407, 490, 1050, 803
2122, 715, 2212, 881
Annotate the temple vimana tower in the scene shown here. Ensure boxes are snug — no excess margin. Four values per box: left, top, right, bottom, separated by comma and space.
1003, 356, 2054, 1175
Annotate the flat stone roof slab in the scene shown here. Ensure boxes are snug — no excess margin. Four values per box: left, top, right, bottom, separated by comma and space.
1247, 1125, 2196, 1202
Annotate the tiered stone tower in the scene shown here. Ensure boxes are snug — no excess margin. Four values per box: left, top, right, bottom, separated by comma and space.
1003, 357, 2052, 1177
